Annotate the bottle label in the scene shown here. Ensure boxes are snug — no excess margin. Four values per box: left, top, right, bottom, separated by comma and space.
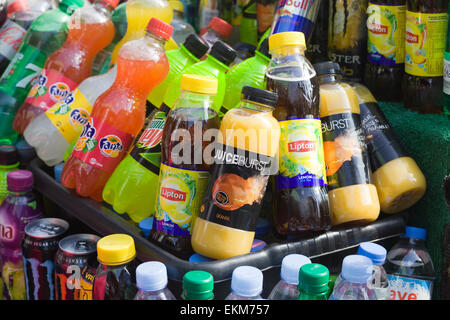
0, 20, 26, 61
130, 111, 167, 176
25, 68, 78, 112
405, 11, 448, 77
444, 52, 450, 95
79, 265, 96, 300
154, 163, 210, 237
276, 118, 327, 189
72, 117, 134, 174
198, 144, 273, 231
387, 275, 433, 300
321, 113, 372, 190
46, 88, 93, 144
367, 3, 405, 66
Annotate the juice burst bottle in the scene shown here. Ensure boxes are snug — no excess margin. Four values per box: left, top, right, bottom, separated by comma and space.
403, 0, 448, 113
109, 0, 173, 65
61, 18, 173, 201
191, 86, 280, 260
150, 74, 220, 259
266, 31, 331, 235
315, 61, 380, 227
12, 0, 117, 134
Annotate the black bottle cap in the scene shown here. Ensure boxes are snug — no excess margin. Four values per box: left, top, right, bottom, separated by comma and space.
210, 40, 237, 67
313, 61, 343, 76
183, 33, 209, 60
0, 145, 18, 166
241, 86, 278, 108
257, 37, 270, 59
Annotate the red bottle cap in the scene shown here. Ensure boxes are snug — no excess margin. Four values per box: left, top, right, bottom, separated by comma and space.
103, 0, 119, 8
7, 0, 29, 17
146, 18, 173, 40
208, 17, 232, 38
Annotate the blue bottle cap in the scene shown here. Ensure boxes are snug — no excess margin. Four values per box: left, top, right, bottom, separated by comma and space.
280, 254, 311, 285
341, 255, 373, 284
189, 253, 215, 262
231, 266, 263, 297
255, 217, 270, 237
357, 242, 387, 265
404, 226, 427, 240
138, 217, 154, 238
136, 261, 168, 292
53, 162, 65, 183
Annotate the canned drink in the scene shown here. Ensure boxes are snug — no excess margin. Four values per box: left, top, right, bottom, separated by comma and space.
54, 234, 100, 300
22, 218, 69, 300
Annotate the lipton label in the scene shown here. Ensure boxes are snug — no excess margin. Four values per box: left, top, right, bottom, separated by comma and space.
72, 117, 134, 174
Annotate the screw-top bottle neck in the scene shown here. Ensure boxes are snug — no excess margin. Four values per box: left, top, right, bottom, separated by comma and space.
93, 0, 116, 16
318, 73, 343, 84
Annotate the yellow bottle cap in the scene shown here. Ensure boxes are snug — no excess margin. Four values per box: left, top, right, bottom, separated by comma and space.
97, 234, 136, 266
180, 74, 218, 95
169, 0, 184, 13
269, 31, 306, 51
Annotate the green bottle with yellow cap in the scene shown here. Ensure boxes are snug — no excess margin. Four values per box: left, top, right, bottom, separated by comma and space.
93, 234, 138, 300
181, 270, 214, 300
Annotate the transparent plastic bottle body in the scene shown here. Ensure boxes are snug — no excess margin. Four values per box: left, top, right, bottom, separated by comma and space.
134, 288, 176, 300
267, 281, 299, 300
329, 279, 377, 300
93, 262, 138, 300
371, 265, 390, 300
225, 292, 265, 300
170, 6, 194, 45
24, 66, 117, 166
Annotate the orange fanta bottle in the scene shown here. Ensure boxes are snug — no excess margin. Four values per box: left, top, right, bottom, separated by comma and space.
12, 0, 118, 134
61, 18, 173, 201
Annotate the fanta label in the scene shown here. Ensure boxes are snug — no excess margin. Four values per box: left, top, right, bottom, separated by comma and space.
72, 117, 134, 174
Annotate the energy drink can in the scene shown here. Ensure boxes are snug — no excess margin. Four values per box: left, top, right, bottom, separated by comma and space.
54, 234, 100, 300
22, 218, 69, 300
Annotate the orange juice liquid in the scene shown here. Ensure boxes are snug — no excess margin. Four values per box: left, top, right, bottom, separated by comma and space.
191, 104, 280, 260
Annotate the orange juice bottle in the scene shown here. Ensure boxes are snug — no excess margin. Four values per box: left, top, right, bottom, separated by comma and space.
191, 86, 281, 260
12, 0, 118, 134
61, 18, 173, 201
110, 0, 173, 65
314, 61, 380, 227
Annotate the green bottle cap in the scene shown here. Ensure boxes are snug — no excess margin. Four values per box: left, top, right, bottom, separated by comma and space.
60, 0, 85, 14
182, 270, 214, 300
298, 263, 330, 294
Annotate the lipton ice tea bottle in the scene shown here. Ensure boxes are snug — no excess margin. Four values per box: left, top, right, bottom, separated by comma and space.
266, 31, 331, 235
61, 18, 173, 201
315, 61, 379, 227
150, 74, 220, 259
351, 82, 426, 214
191, 86, 280, 260
12, 0, 118, 134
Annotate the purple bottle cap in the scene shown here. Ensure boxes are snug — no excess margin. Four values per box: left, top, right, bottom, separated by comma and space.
0, 145, 18, 166
7, 170, 34, 192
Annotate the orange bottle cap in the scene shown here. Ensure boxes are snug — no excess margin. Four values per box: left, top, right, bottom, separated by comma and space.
208, 17, 232, 38
146, 17, 174, 41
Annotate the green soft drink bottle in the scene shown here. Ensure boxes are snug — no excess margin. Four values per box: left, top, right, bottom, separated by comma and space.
0, 145, 19, 204
221, 37, 270, 114
443, 1, 450, 118
161, 40, 236, 115
0, 0, 85, 145
102, 34, 209, 223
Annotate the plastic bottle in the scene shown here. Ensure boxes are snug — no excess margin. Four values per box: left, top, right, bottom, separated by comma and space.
0, 0, 52, 75
181, 270, 214, 300
329, 255, 377, 300
197, 0, 218, 31
24, 65, 118, 167
225, 266, 264, 300
0, 144, 19, 204
0, 170, 43, 300
169, 0, 194, 46
161, 40, 236, 114
384, 226, 435, 300
200, 16, 232, 51
266, 31, 331, 236
307, 0, 328, 64
297, 263, 330, 300
93, 234, 138, 300
328, 0, 368, 82
12, 0, 117, 135
191, 86, 280, 260
268, 254, 311, 300
444, 1, 450, 118
403, 0, 448, 113
0, 0, 85, 145
221, 37, 271, 114
350, 82, 426, 214
314, 61, 380, 227
150, 74, 220, 259
61, 18, 173, 201
134, 261, 176, 300
239, 0, 258, 47
357, 242, 389, 300
364, 0, 405, 102
109, 0, 173, 65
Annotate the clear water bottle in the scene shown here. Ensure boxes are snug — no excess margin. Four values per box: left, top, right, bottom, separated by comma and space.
134, 261, 176, 300
225, 266, 264, 300
268, 254, 311, 300
357, 242, 389, 300
384, 226, 435, 300
329, 255, 377, 300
